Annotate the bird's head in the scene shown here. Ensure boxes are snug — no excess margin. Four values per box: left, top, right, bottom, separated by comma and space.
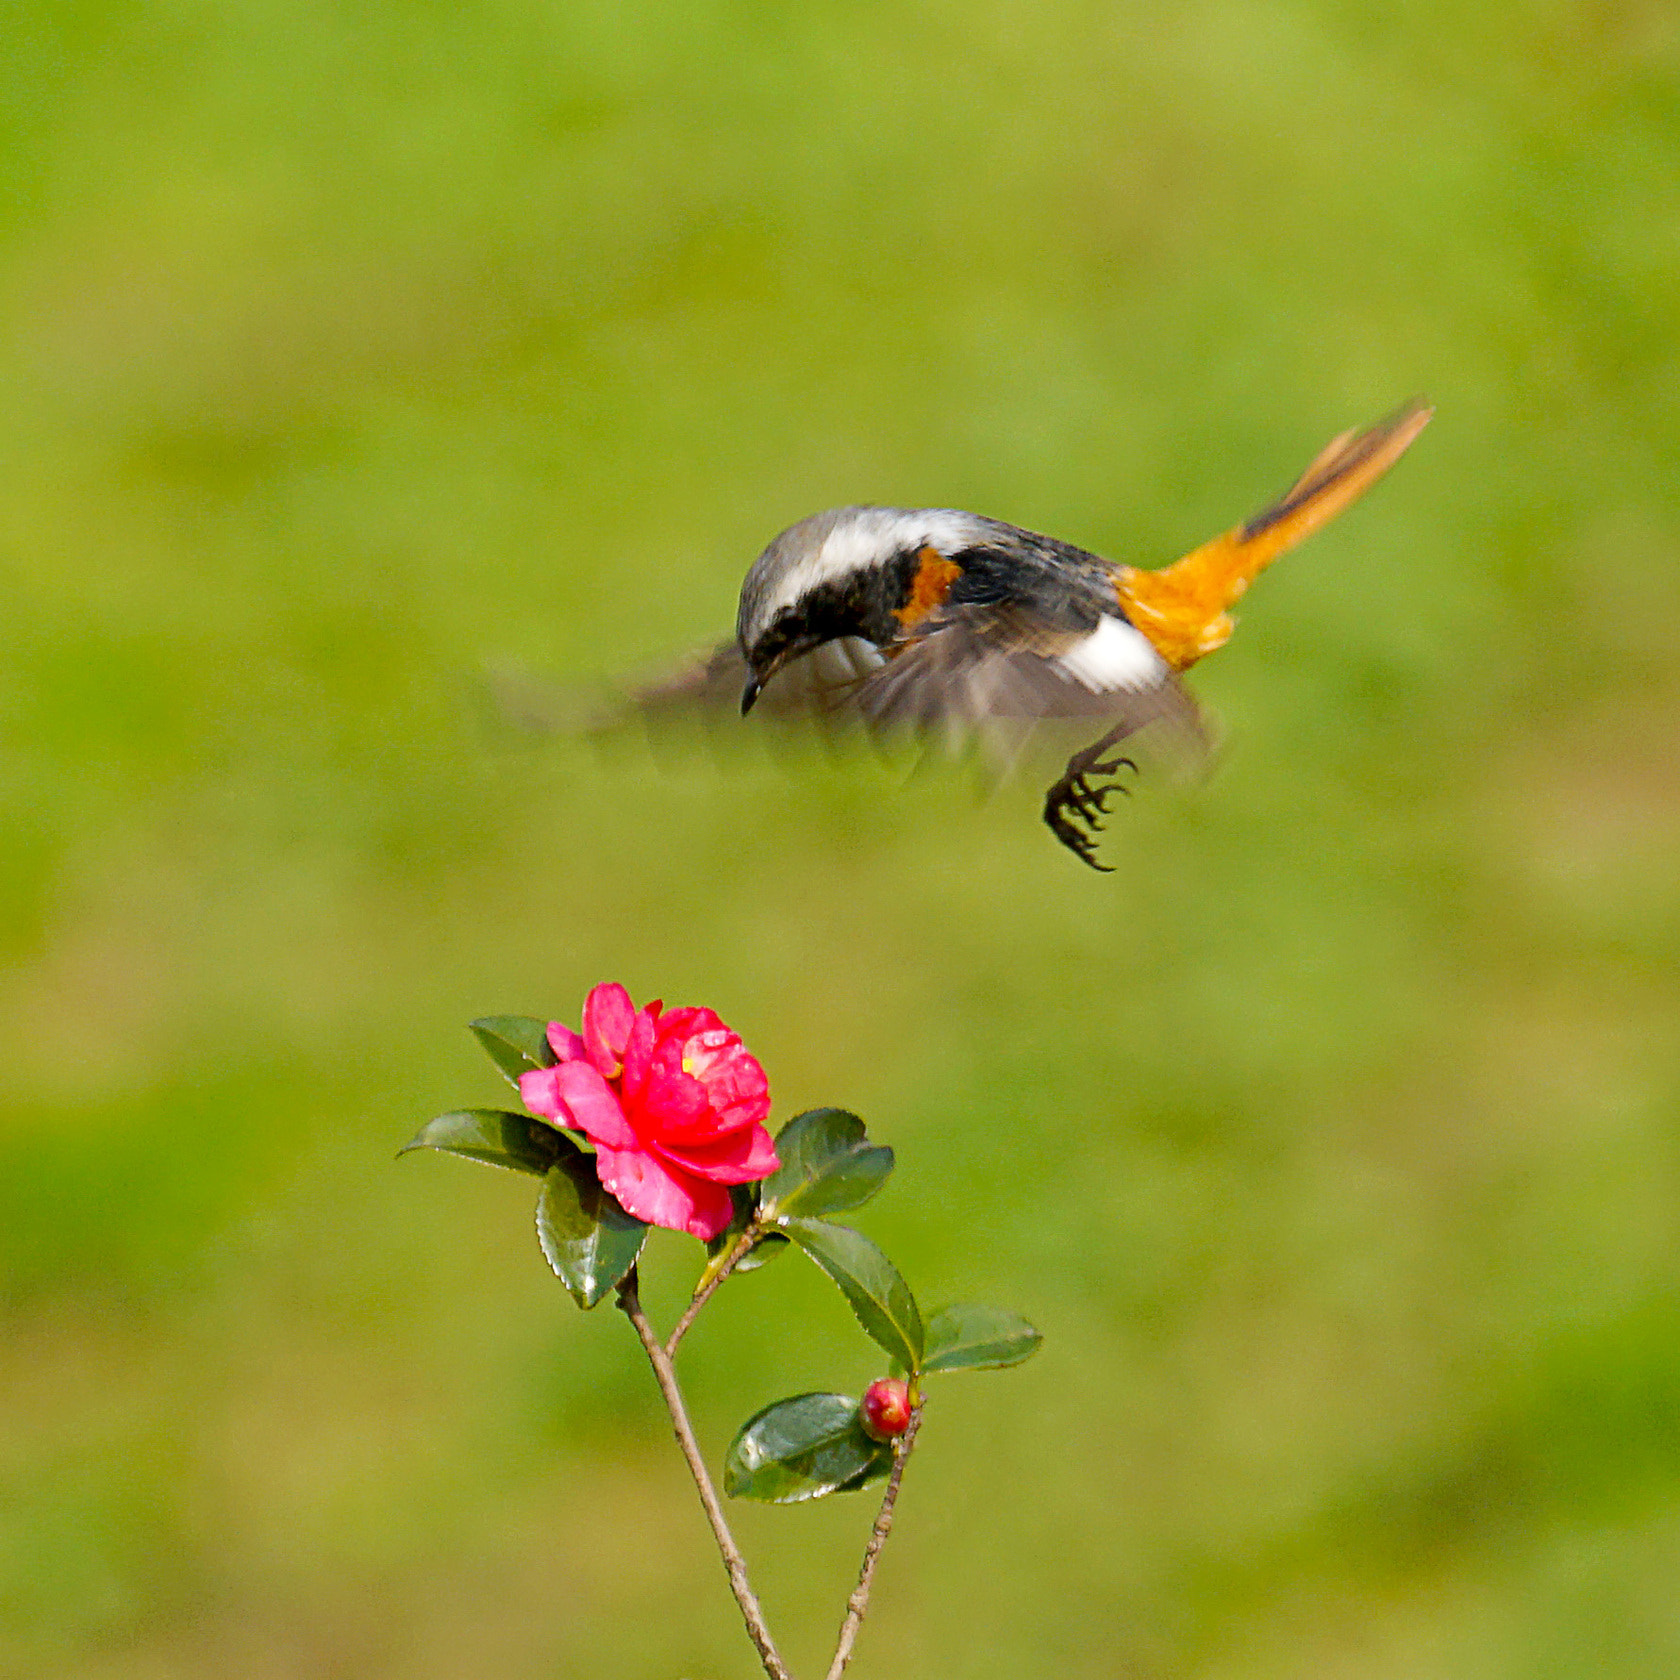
734, 506, 987, 712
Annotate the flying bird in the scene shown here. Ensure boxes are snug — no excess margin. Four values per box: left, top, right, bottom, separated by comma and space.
627, 400, 1432, 869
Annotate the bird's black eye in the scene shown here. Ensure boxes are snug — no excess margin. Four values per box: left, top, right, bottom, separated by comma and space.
747, 612, 803, 673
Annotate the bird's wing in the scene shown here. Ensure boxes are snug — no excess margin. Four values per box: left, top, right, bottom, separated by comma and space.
622, 636, 888, 726
852, 602, 1209, 754
479, 641, 745, 740
621, 640, 749, 718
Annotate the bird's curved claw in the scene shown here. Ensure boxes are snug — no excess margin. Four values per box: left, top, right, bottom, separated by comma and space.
1043, 744, 1137, 871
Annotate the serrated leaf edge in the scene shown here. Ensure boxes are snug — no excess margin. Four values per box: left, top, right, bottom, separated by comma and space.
782, 1218, 925, 1371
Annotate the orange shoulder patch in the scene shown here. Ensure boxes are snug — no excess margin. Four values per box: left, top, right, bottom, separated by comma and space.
894, 546, 963, 630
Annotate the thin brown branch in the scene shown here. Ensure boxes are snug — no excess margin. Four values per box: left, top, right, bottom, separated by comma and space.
665, 1224, 760, 1360
617, 1269, 793, 1680
824, 1401, 925, 1680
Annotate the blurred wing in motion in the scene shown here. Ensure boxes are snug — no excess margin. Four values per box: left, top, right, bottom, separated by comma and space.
497, 605, 1209, 868
483, 636, 894, 769
618, 640, 749, 721
855, 601, 1211, 867
856, 604, 1205, 748
623, 636, 887, 728
476, 648, 745, 752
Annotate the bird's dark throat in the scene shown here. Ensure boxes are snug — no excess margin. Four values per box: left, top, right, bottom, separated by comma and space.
749, 547, 947, 683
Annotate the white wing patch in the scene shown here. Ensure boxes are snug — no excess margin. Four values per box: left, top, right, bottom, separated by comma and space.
1054, 615, 1166, 693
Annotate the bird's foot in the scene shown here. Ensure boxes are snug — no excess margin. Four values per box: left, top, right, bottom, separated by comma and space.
1043, 742, 1137, 871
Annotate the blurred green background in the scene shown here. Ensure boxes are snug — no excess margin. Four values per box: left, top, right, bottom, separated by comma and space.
3, 2, 1679, 1675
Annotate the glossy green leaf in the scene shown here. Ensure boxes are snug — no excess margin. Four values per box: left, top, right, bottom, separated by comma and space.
707, 1223, 791, 1274
399, 1109, 566, 1177
724, 1392, 892, 1503
922, 1303, 1043, 1374
833, 1450, 895, 1494
783, 1218, 924, 1371
536, 1154, 648, 1308
469, 1015, 558, 1088
760, 1108, 894, 1220
734, 1231, 790, 1272
705, 1183, 760, 1258
697, 1185, 786, 1280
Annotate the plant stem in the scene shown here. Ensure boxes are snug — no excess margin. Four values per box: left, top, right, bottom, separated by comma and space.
823, 1402, 925, 1680
617, 1269, 793, 1680
666, 1224, 760, 1360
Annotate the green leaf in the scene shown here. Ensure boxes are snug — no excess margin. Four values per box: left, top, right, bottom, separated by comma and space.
695, 1188, 778, 1280
783, 1219, 924, 1372
734, 1232, 790, 1273
469, 1015, 558, 1088
922, 1303, 1043, 1375
536, 1155, 648, 1308
724, 1393, 892, 1503
833, 1450, 895, 1494
760, 1108, 894, 1220
702, 1188, 791, 1273
705, 1183, 760, 1259
399, 1109, 566, 1177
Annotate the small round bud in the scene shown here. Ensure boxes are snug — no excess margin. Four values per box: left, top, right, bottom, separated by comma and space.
860, 1378, 912, 1442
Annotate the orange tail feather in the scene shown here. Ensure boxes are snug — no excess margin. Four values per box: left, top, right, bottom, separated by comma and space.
1115, 398, 1433, 671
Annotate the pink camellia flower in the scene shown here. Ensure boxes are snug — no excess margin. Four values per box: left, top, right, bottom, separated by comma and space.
518, 983, 778, 1240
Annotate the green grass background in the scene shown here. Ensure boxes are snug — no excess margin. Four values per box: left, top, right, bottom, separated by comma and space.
3, 2, 1679, 1675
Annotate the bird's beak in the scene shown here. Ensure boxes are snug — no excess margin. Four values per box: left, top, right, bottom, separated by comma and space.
742, 646, 793, 713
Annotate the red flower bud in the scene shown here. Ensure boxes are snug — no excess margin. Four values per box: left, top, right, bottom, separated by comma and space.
860, 1378, 912, 1442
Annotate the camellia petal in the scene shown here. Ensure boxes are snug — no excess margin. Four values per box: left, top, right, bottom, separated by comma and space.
680, 1027, 736, 1078
619, 1004, 661, 1106
702, 1055, 771, 1125
545, 1023, 587, 1062
518, 1065, 568, 1120
523, 984, 774, 1241
551, 1061, 638, 1150
654, 1028, 770, 1141
582, 983, 637, 1079
639, 1067, 713, 1136
656, 1005, 721, 1040
595, 1143, 734, 1240
653, 1124, 780, 1185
